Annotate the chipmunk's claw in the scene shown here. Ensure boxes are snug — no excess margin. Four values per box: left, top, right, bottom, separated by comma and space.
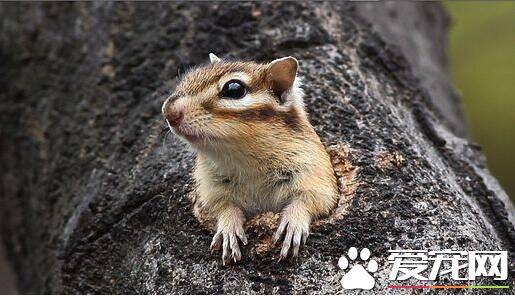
275, 210, 310, 260
210, 230, 222, 252
211, 209, 247, 265
217, 230, 244, 265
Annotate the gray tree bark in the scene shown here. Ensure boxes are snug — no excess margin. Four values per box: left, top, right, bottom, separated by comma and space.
0, 2, 513, 294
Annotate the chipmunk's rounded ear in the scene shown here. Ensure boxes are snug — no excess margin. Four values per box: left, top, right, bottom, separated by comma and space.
266, 57, 298, 100
209, 53, 221, 63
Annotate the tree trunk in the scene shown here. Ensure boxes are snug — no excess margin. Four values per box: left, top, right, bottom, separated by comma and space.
0, 2, 513, 294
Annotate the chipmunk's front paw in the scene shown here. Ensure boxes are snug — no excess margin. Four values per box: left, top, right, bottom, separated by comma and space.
210, 209, 247, 265
274, 208, 310, 260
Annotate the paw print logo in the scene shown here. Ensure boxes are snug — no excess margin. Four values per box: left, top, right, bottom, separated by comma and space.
338, 247, 378, 290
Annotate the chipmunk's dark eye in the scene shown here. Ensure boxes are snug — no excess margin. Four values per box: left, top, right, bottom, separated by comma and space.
221, 80, 246, 99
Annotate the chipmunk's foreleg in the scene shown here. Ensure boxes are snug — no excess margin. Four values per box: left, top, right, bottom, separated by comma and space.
210, 205, 247, 265
274, 199, 311, 260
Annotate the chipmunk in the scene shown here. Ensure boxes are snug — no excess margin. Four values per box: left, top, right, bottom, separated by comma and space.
162, 54, 338, 264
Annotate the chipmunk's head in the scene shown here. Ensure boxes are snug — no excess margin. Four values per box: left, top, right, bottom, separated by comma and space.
162, 54, 308, 152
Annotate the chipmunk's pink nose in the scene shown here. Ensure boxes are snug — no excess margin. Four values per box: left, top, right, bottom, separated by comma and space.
165, 104, 184, 127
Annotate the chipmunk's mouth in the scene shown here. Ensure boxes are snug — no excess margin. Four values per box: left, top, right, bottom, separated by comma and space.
170, 123, 214, 144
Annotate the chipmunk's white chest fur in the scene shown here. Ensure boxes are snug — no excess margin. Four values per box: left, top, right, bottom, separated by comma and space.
194, 155, 295, 216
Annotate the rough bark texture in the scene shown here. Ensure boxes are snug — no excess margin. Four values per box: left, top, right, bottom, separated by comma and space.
0, 2, 513, 294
